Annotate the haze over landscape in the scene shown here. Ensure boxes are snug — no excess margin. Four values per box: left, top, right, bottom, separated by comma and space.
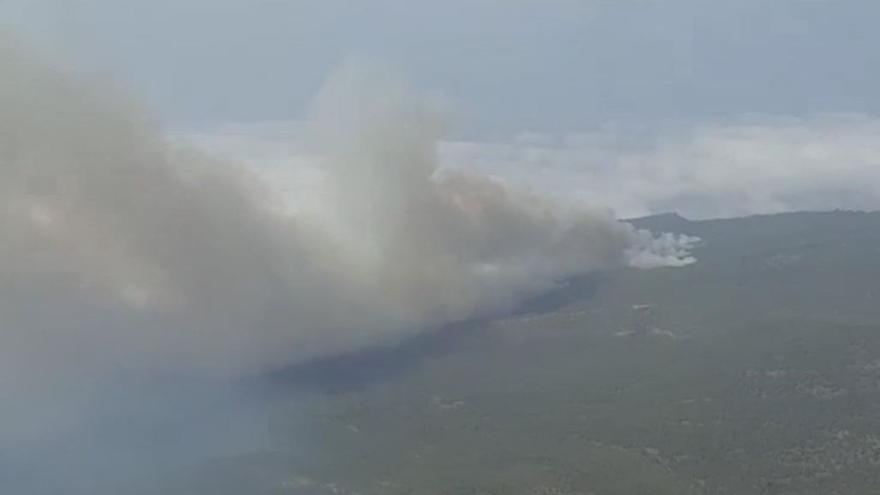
2, 2, 880, 494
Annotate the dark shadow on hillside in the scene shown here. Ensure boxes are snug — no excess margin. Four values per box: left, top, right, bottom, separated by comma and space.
266, 319, 485, 394
510, 273, 604, 316
266, 274, 604, 394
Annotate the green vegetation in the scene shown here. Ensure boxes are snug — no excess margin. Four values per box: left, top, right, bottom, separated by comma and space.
171, 211, 880, 494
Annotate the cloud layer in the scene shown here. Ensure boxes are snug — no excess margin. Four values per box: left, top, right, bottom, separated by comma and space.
196, 115, 880, 222
443, 117, 880, 219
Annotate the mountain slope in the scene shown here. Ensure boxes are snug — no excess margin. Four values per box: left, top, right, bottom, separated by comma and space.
169, 210, 880, 495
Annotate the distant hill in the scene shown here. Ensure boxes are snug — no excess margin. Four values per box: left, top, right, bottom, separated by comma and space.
630, 209, 880, 240
626, 211, 695, 234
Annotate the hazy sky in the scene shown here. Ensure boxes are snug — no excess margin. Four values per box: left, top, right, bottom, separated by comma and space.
4, 0, 880, 218
3, 0, 879, 132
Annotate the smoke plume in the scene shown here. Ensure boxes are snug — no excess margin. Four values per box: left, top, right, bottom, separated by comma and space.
0, 36, 694, 491
0, 42, 691, 379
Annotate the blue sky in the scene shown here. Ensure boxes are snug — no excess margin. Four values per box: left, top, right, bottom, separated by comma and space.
3, 0, 879, 133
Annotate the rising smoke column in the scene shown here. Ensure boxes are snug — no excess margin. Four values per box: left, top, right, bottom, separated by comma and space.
0, 35, 695, 418
0, 33, 697, 494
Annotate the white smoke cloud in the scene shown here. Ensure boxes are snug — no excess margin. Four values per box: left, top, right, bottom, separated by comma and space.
0, 42, 693, 491
0, 39, 691, 395
0, 33, 701, 494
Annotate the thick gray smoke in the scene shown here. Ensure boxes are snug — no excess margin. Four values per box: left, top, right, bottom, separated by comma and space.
0, 36, 694, 491
0, 42, 692, 380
